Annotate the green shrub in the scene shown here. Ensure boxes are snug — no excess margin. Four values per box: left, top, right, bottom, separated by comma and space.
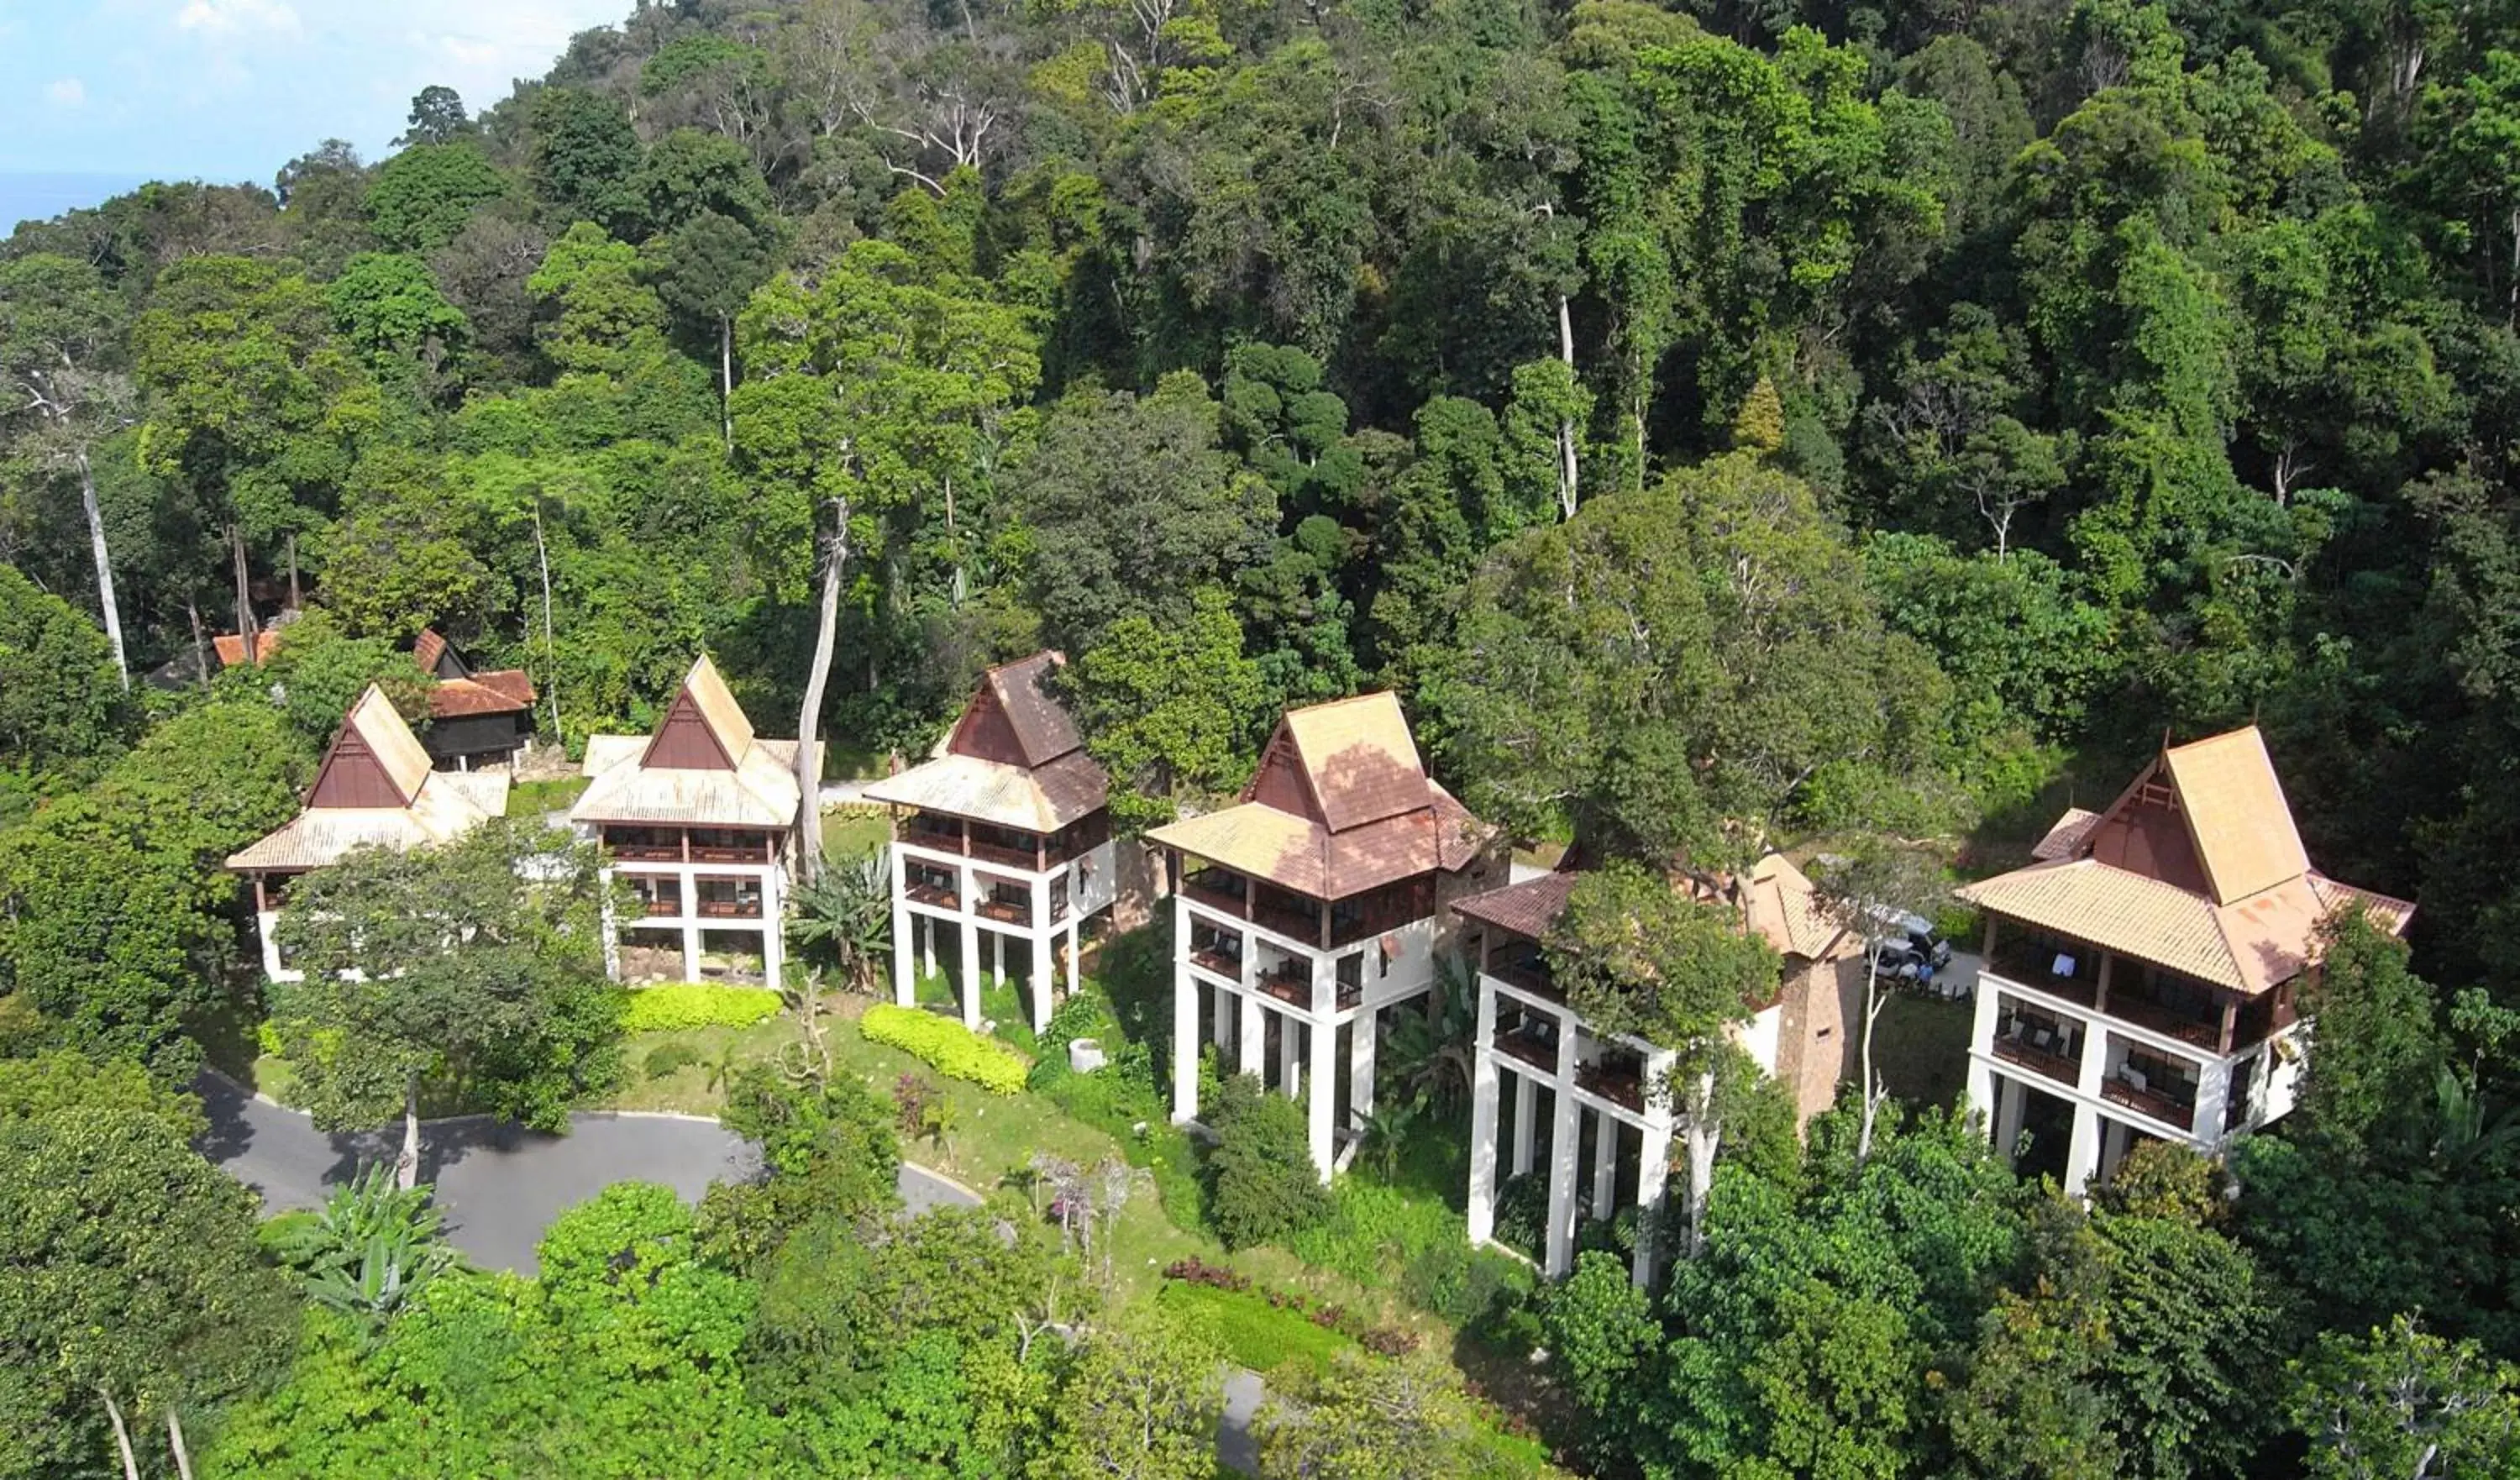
619, 984, 782, 1033
643, 1043, 701, 1079
1492, 1173, 1547, 1260
1154, 1279, 1353, 1377
1288, 1179, 1536, 1325
1207, 1074, 1331, 1249
859, 1003, 1031, 1094
1032, 990, 1211, 1234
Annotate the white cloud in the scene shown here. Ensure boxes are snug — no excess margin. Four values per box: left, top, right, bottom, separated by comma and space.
45, 77, 85, 108
173, 0, 300, 35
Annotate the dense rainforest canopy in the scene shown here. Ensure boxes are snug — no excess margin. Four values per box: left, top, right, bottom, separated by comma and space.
9, 0, 2520, 1474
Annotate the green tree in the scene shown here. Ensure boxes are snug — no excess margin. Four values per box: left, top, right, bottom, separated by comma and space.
0, 563, 127, 774
396, 85, 476, 148
364, 143, 510, 254
1205, 1073, 1331, 1249
2288, 1316, 2520, 1479
1254, 1351, 1488, 1479
326, 253, 470, 402
0, 255, 137, 686
1063, 584, 1268, 831
268, 819, 622, 1189
527, 87, 643, 234
1034, 1306, 1221, 1480
0, 1106, 297, 1480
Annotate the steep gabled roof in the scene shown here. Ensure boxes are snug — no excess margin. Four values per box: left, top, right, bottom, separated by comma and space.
951, 651, 1084, 769
639, 655, 753, 771
869, 651, 1108, 832
1960, 725, 2412, 994
569, 655, 807, 832
1151, 692, 1491, 900
227, 686, 505, 872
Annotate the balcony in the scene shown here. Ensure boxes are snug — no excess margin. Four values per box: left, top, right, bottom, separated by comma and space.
2101, 1076, 2197, 1133
639, 891, 682, 917
975, 891, 1032, 927
969, 835, 1043, 870
696, 897, 764, 920
1494, 1021, 1557, 1073
1254, 958, 1314, 1008
690, 842, 767, 865
1183, 873, 1248, 917
902, 818, 966, 854
610, 841, 684, 863
2107, 990, 2222, 1051
1487, 953, 1561, 1003
1990, 1035, 2080, 1086
906, 869, 960, 910
1577, 1060, 1646, 1115
1254, 897, 1321, 946
1985, 938, 2101, 1010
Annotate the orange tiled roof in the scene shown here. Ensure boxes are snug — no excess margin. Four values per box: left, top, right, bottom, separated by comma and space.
428, 670, 536, 718
1961, 726, 2412, 994
212, 631, 283, 667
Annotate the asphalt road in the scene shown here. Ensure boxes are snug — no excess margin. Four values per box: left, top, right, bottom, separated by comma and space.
192, 1072, 979, 1273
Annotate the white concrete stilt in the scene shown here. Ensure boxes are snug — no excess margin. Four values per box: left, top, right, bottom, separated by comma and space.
1513, 1076, 1538, 1178
958, 902, 981, 1031
1171, 892, 1200, 1123
890, 846, 914, 1006
1591, 1107, 1619, 1221
1467, 988, 1500, 1246
1350, 1005, 1378, 1123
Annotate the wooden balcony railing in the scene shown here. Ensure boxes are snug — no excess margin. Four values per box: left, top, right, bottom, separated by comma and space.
1254, 959, 1313, 1008
1488, 958, 1561, 1002
612, 843, 684, 862
695, 898, 764, 920
975, 895, 1031, 926
970, 837, 1042, 870
1577, 1063, 1645, 1115
690, 844, 765, 865
640, 895, 681, 917
1183, 876, 1247, 916
1991, 1035, 2080, 1087
2101, 1077, 2197, 1133
1189, 947, 1243, 979
906, 883, 959, 910
1494, 1028, 1556, 1073
2107, 992, 2222, 1050
1255, 900, 1321, 945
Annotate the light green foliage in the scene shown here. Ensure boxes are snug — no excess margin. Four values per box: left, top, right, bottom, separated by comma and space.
2288, 1316, 2520, 1480
326, 253, 469, 380
1255, 1351, 1511, 1480
859, 1003, 1031, 1093
1030, 1305, 1223, 1480
237, 612, 436, 741
1154, 1278, 1350, 1374
1205, 1073, 1331, 1249
785, 848, 892, 993
0, 1048, 206, 1136
619, 983, 783, 1033
1434, 454, 1957, 866
1286, 1178, 1534, 1325
1065, 583, 1268, 829
263, 1165, 459, 1324
703, 1066, 901, 1262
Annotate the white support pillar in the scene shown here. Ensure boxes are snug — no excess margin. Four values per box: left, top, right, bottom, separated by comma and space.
1307, 953, 1338, 1180
1467, 983, 1501, 1246
1544, 1018, 1581, 1277
1590, 1107, 1619, 1220
1237, 992, 1265, 1079
1065, 916, 1081, 990
596, 879, 618, 983
1513, 1074, 1538, 1178
2062, 1103, 2103, 1198
1966, 984, 2001, 1135
957, 890, 981, 1031
1171, 892, 1200, 1123
921, 914, 937, 982
1632, 1117, 1674, 1288
991, 928, 1006, 989
1027, 874, 1053, 1034
681, 920, 701, 984
1279, 1012, 1302, 1099
891, 846, 914, 1006
1212, 982, 1233, 1050
1993, 1075, 2029, 1164
1350, 1004, 1378, 1125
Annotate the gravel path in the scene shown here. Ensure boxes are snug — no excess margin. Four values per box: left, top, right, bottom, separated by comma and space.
192, 1071, 979, 1273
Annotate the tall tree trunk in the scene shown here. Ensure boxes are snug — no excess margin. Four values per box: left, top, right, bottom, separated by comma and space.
166, 1407, 196, 1480
73, 449, 129, 689
1556, 293, 1580, 521
228, 522, 258, 664
397, 1071, 421, 1193
942, 473, 963, 606
793, 500, 853, 882
1856, 955, 1884, 1166
532, 501, 561, 746
719, 314, 735, 454
1680, 1067, 1719, 1260
186, 597, 210, 690
286, 533, 302, 611
97, 1388, 139, 1480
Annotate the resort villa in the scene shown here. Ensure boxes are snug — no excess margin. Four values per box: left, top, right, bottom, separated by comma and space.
226, 685, 510, 982
1455, 853, 1866, 1283
569, 655, 812, 991
1959, 726, 2413, 1194
865, 651, 1116, 1035
1150, 692, 1502, 1180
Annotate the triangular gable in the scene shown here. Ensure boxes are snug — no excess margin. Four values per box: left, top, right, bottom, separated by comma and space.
948, 680, 1032, 768
641, 655, 754, 771
413, 628, 467, 680
2074, 753, 2212, 896
308, 687, 431, 808
1285, 693, 1430, 832
1245, 720, 1327, 825
2163, 727, 2312, 905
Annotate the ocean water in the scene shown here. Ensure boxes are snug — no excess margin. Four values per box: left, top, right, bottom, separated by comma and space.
1, 171, 159, 235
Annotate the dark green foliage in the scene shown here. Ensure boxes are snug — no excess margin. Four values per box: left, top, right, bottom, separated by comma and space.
0, 563, 126, 774
1205, 1073, 1331, 1250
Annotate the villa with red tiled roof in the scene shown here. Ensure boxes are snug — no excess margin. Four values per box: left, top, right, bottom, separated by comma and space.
864, 653, 1116, 1035
1148, 692, 1504, 1179
412, 628, 537, 771
226, 685, 509, 981
1450, 854, 1866, 1285
1959, 726, 2413, 1194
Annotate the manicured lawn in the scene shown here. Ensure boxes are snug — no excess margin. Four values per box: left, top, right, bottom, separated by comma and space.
1868, 992, 1973, 1111
507, 775, 591, 816
820, 808, 890, 858
1156, 1279, 1355, 1378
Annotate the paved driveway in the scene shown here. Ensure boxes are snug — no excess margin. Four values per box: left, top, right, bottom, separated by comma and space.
193, 1073, 978, 1273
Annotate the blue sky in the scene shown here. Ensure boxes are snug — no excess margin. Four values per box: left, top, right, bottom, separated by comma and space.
0, 0, 628, 186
